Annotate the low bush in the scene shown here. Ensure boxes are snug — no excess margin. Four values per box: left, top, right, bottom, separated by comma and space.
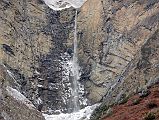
132, 99, 141, 105
147, 102, 157, 109
144, 112, 155, 120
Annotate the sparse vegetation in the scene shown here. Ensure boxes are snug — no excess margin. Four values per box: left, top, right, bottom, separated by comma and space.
101, 108, 113, 119
90, 102, 114, 120
144, 112, 156, 120
147, 102, 157, 109
132, 99, 141, 105
119, 95, 129, 105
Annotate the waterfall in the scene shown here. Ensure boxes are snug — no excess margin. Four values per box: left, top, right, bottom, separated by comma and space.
59, 10, 86, 113
71, 10, 80, 112
39, 2, 101, 119
42, 0, 89, 114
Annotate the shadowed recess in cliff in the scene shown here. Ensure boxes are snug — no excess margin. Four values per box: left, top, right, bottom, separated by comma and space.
37, 9, 74, 113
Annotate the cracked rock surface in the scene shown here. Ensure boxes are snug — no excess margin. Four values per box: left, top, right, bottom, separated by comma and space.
0, 0, 159, 115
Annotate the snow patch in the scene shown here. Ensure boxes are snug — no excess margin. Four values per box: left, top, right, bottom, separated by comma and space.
6, 70, 16, 80
43, 104, 99, 120
6, 86, 35, 109
37, 84, 43, 88
43, 0, 87, 10
1, 111, 11, 120
35, 97, 43, 105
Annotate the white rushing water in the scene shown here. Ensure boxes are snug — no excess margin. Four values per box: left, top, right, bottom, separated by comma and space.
71, 10, 80, 112
43, 0, 87, 10
43, 104, 99, 120
59, 11, 85, 113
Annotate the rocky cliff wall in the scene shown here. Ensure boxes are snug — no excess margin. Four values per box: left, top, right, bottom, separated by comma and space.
0, 65, 45, 120
77, 0, 159, 103
0, 0, 159, 114
0, 0, 77, 113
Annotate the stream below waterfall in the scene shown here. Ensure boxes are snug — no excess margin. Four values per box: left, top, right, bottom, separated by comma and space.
43, 104, 99, 120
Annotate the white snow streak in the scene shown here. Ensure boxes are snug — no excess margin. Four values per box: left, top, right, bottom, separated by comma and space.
6, 86, 35, 109
43, 0, 87, 10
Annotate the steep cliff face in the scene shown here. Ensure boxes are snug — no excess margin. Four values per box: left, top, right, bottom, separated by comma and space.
0, 0, 77, 113
90, 28, 159, 120
0, 0, 159, 116
103, 28, 159, 106
77, 0, 159, 103
0, 65, 45, 120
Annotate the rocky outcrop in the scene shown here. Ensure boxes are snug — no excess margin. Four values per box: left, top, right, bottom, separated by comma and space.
103, 28, 159, 106
0, 65, 45, 120
90, 28, 159, 120
0, 0, 77, 113
77, 0, 159, 103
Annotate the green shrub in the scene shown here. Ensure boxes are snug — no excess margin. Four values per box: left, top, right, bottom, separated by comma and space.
147, 102, 158, 109
119, 96, 129, 105
132, 99, 141, 105
90, 102, 114, 120
144, 112, 155, 120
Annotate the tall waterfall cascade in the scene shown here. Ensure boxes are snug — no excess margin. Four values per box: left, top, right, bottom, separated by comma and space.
59, 10, 86, 113
71, 10, 80, 112
59, 10, 87, 113
42, 1, 99, 120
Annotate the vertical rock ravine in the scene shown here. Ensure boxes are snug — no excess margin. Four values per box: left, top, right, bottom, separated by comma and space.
42, 0, 89, 114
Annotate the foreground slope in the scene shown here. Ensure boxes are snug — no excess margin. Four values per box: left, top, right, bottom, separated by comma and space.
102, 84, 159, 120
